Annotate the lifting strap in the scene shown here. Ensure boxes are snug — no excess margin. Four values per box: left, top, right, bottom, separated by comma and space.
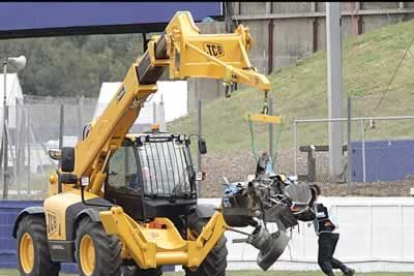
245, 112, 283, 165
272, 121, 284, 166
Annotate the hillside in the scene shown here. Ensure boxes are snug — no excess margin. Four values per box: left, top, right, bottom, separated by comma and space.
170, 19, 414, 152
168, 20, 414, 197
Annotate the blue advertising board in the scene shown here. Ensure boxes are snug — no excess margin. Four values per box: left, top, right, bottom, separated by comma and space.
0, 2, 222, 38
351, 140, 414, 182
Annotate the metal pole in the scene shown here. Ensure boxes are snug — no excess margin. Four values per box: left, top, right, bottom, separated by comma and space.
293, 121, 298, 176
25, 109, 32, 196
347, 97, 352, 195
295, 115, 414, 123
15, 102, 21, 197
360, 118, 366, 182
59, 105, 64, 151
26, 108, 31, 196
2, 109, 8, 199
197, 99, 202, 196
78, 96, 84, 139
5, 123, 16, 196
327, 2, 344, 182
152, 102, 157, 124
58, 104, 64, 193
269, 97, 274, 167
2, 61, 7, 199
159, 95, 167, 132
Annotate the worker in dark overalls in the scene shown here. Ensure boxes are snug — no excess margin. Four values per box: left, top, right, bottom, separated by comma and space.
311, 184, 355, 276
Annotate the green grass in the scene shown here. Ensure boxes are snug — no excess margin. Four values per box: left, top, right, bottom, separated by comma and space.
1, 270, 414, 276
1, 270, 413, 276
0, 269, 73, 276
168, 20, 414, 156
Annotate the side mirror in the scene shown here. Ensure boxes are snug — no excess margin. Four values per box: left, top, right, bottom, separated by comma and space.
61, 147, 75, 173
198, 138, 207, 155
60, 173, 78, 184
48, 149, 61, 161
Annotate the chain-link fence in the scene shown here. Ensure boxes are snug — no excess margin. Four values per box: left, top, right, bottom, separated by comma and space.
171, 96, 414, 198
5, 93, 414, 199
172, 97, 291, 198
293, 116, 414, 189
0, 95, 166, 200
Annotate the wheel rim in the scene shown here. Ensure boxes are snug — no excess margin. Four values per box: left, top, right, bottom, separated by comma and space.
80, 235, 96, 276
19, 233, 34, 273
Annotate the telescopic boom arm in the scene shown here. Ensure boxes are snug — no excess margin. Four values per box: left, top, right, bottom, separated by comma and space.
69, 11, 272, 194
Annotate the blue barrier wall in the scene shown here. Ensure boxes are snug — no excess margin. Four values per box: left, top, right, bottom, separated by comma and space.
0, 200, 78, 273
351, 140, 414, 182
0, 200, 173, 273
0, 200, 43, 269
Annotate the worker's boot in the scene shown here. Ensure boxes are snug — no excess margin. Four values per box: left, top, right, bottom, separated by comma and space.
343, 268, 356, 276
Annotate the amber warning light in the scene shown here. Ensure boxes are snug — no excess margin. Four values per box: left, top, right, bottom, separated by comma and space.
151, 123, 160, 132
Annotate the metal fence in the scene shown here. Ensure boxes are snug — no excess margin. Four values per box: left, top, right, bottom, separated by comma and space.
177, 97, 295, 198
0, 95, 166, 200
292, 116, 414, 187
4, 93, 414, 199
181, 97, 414, 197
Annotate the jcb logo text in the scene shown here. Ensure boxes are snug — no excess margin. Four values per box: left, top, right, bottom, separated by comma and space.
204, 43, 224, 58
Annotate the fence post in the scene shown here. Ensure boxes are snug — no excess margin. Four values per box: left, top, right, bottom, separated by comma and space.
29, 123, 44, 176
159, 95, 167, 132
78, 96, 84, 139
293, 121, 298, 176
153, 102, 157, 124
16, 102, 25, 197
400, 204, 404, 259
15, 103, 20, 197
347, 97, 352, 194
197, 99, 202, 197
2, 106, 9, 199
58, 104, 64, 194
369, 204, 373, 258
269, 97, 274, 167
5, 122, 16, 197
26, 107, 31, 196
360, 118, 366, 182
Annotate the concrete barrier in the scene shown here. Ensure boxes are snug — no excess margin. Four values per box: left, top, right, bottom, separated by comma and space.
4, 197, 414, 273
195, 197, 414, 273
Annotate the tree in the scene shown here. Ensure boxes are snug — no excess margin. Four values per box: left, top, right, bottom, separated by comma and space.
0, 33, 144, 98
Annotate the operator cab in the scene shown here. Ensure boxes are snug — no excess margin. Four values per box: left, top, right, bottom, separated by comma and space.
104, 126, 206, 222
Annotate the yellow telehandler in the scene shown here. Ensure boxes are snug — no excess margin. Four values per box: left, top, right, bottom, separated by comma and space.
13, 11, 317, 276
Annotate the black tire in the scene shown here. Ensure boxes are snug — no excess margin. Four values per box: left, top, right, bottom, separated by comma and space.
16, 215, 60, 276
75, 217, 122, 276
184, 214, 228, 276
122, 265, 163, 276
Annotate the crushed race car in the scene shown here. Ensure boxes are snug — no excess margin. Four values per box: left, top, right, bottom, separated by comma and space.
221, 153, 318, 270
